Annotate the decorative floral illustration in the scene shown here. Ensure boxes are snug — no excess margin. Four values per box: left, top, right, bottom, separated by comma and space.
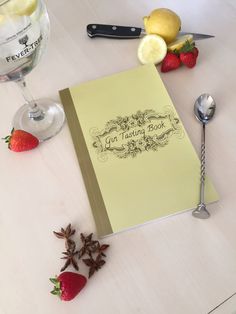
136, 137, 147, 151
91, 109, 184, 160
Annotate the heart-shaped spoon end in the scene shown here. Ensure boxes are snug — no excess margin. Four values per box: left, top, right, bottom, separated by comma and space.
192, 204, 210, 219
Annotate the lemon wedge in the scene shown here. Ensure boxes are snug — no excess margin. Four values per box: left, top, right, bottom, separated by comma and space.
137, 34, 167, 65
167, 34, 193, 52
0, 0, 38, 16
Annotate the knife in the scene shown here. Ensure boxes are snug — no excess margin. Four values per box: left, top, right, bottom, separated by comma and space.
87, 24, 214, 41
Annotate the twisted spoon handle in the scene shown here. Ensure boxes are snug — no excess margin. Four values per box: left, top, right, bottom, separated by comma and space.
192, 123, 210, 219
200, 124, 206, 204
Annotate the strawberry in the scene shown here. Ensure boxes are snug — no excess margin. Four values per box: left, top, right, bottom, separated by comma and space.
178, 40, 199, 68
179, 52, 197, 68
3, 129, 39, 152
192, 47, 199, 58
161, 52, 181, 73
50, 272, 87, 301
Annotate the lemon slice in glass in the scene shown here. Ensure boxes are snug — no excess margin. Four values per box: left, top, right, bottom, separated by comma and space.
167, 34, 193, 52
0, 0, 38, 16
137, 34, 167, 65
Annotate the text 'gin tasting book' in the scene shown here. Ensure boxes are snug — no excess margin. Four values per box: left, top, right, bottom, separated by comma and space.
60, 64, 218, 237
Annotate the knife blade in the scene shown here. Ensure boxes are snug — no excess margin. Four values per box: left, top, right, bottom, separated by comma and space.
87, 24, 215, 41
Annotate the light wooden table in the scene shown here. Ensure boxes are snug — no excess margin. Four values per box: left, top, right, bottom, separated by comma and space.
0, 0, 236, 313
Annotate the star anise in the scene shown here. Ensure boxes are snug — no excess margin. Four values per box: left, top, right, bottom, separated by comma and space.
78, 233, 99, 258
82, 254, 106, 278
96, 243, 110, 257
53, 224, 76, 251
53, 224, 78, 272
80, 233, 109, 278
53, 223, 75, 239
61, 247, 79, 272
53, 225, 110, 276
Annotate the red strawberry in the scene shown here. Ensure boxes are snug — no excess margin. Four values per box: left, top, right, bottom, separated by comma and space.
178, 40, 199, 68
3, 129, 39, 152
50, 272, 87, 301
192, 47, 199, 58
161, 52, 181, 73
180, 52, 197, 68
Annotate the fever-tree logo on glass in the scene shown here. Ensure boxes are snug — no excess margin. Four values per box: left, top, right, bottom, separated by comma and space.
19, 35, 29, 48
91, 108, 184, 161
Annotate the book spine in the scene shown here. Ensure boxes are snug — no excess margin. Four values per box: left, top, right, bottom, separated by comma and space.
59, 88, 113, 237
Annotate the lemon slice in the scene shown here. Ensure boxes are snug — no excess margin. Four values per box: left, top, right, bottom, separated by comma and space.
167, 34, 193, 52
0, 0, 38, 16
137, 34, 167, 65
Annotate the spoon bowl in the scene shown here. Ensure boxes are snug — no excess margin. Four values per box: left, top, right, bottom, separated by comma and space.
194, 93, 216, 124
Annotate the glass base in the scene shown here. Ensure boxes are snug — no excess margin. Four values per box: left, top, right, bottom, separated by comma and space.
13, 98, 65, 142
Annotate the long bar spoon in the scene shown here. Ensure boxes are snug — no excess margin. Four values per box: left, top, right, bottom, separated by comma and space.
192, 94, 216, 219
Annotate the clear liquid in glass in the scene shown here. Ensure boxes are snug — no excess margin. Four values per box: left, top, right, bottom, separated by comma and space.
0, 2, 49, 82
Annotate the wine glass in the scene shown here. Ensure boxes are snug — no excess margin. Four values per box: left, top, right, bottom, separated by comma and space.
0, 0, 65, 141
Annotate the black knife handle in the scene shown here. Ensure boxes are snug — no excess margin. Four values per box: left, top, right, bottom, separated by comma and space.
87, 24, 142, 39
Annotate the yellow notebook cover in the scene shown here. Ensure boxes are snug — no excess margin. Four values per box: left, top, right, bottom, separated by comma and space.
60, 64, 218, 237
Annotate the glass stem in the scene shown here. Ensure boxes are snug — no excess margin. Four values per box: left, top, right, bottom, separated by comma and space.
16, 78, 44, 120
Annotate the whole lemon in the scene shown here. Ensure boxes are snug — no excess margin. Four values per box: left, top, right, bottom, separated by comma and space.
143, 8, 181, 44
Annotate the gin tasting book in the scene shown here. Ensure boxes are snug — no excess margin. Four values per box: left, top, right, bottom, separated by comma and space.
60, 64, 218, 237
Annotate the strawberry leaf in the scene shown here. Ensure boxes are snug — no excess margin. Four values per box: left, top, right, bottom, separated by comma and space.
2, 134, 11, 144
179, 40, 195, 53
49, 278, 57, 284
50, 287, 61, 296
50, 289, 59, 295
173, 49, 179, 55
